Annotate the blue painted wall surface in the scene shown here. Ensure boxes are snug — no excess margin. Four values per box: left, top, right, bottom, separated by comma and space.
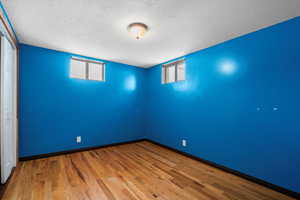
19, 44, 146, 157
19, 17, 300, 192
145, 17, 300, 192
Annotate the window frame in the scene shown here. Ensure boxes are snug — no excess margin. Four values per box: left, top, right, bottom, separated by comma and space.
70, 57, 105, 81
162, 59, 185, 84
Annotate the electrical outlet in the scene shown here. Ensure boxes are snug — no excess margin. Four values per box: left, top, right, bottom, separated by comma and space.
182, 139, 187, 147
76, 136, 81, 144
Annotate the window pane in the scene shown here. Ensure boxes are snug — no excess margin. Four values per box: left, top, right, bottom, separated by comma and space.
177, 62, 185, 81
88, 62, 103, 81
70, 59, 86, 79
166, 65, 175, 83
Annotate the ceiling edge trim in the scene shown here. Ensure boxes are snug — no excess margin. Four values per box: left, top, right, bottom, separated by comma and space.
0, 1, 19, 45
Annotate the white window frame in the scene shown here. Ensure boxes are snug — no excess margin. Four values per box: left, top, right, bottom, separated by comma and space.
70, 57, 105, 81
162, 59, 185, 84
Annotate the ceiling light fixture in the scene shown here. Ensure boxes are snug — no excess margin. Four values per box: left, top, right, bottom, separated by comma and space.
127, 23, 148, 40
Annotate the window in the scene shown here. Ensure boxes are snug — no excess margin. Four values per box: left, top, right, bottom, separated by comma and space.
70, 58, 86, 79
70, 57, 105, 81
162, 59, 185, 84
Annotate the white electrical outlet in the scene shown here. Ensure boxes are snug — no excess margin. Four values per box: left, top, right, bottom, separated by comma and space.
182, 139, 187, 147
76, 136, 81, 143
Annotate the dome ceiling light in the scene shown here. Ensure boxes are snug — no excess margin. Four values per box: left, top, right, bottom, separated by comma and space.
127, 23, 148, 40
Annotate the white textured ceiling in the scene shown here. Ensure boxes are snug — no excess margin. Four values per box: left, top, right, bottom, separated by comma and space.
2, 0, 300, 67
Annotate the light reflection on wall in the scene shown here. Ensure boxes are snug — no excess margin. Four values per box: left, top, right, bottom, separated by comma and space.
173, 81, 191, 91
125, 75, 136, 91
218, 60, 237, 75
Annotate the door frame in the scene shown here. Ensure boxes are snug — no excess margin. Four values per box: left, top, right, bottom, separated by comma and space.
0, 35, 17, 183
0, 2, 19, 186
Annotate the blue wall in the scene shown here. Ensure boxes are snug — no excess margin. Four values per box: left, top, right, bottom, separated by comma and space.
145, 17, 300, 192
19, 44, 146, 157
19, 17, 300, 193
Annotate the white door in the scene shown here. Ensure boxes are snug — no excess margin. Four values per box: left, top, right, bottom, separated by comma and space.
0, 36, 17, 183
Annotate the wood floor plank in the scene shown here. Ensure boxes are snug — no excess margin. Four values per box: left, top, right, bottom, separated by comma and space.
1, 141, 296, 200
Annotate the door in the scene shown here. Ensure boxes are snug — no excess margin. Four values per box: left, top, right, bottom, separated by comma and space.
0, 35, 17, 183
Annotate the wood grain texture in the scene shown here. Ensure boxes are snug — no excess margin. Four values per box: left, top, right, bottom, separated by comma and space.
2, 141, 296, 200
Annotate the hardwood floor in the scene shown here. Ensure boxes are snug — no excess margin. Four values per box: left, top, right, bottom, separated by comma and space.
2, 141, 295, 200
